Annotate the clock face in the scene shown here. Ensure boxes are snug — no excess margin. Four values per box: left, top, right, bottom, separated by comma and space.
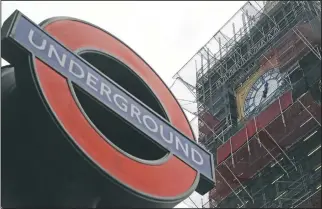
243, 68, 284, 117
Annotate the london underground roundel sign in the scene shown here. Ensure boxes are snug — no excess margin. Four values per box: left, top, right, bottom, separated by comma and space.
1, 10, 215, 207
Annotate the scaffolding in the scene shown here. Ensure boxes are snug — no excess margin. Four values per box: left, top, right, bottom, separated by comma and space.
205, 92, 321, 208
170, 1, 321, 208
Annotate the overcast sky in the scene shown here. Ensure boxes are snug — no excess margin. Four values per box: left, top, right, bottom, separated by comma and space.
1, 1, 246, 208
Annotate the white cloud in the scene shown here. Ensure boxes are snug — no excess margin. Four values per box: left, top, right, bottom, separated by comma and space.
1, 1, 246, 86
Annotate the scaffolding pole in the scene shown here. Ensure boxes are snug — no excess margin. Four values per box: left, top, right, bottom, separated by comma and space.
278, 97, 287, 127
263, 128, 298, 171
182, 107, 223, 143
257, 136, 289, 177
297, 99, 321, 126
224, 162, 255, 203
292, 27, 321, 60
292, 189, 321, 208
254, 117, 262, 148
216, 168, 245, 206
245, 125, 251, 155
229, 137, 235, 167
175, 76, 196, 97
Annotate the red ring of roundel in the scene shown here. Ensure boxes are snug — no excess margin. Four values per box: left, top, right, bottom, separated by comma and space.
34, 19, 198, 198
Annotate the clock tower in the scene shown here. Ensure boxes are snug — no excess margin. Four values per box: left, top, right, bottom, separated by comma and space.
172, 1, 321, 208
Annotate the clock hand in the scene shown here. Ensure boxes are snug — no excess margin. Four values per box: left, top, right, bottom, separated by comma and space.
262, 82, 269, 99
260, 92, 266, 104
